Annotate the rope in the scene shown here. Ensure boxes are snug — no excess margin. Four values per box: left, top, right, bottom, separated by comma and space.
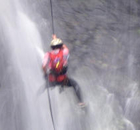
46, 78, 56, 130
46, 1, 56, 129
50, 0, 55, 34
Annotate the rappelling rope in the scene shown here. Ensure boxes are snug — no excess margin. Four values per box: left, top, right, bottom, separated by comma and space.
46, 1, 56, 130
50, 0, 55, 34
46, 76, 56, 130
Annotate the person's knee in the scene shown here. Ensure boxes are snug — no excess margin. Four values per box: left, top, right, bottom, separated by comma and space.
69, 78, 77, 85
69, 78, 80, 90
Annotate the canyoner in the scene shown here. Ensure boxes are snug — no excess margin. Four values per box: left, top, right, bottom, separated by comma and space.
42, 34, 85, 107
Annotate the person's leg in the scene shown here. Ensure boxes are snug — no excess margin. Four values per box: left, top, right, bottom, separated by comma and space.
47, 74, 56, 87
65, 77, 83, 103
49, 81, 56, 87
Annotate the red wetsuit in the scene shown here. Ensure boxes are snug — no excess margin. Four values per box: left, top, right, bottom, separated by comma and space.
42, 45, 69, 83
42, 44, 83, 103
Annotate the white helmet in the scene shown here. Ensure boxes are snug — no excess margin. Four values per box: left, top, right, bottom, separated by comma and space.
51, 38, 63, 47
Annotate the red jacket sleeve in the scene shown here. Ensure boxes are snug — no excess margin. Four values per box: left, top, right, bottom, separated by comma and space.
62, 44, 69, 55
62, 44, 69, 66
42, 52, 49, 72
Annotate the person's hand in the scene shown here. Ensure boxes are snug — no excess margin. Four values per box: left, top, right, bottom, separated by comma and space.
46, 68, 51, 75
52, 34, 57, 39
44, 68, 51, 79
63, 60, 68, 67
42, 66, 46, 74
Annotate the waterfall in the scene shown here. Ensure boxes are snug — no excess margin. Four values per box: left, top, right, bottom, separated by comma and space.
0, 0, 53, 130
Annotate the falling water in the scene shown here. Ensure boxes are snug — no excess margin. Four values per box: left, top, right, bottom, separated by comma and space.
0, 0, 53, 130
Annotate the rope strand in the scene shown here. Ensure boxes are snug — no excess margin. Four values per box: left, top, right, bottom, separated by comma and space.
47, 80, 56, 130
50, 0, 55, 34
47, 0, 56, 129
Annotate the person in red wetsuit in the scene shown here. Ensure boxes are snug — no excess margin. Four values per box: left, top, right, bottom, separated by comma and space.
42, 35, 85, 106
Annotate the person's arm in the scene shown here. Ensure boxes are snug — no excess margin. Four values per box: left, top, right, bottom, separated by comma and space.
42, 52, 49, 74
62, 44, 69, 66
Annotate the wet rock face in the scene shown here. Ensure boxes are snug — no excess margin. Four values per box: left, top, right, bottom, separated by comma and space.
44, 0, 140, 74
23, 0, 140, 69
22, 0, 140, 129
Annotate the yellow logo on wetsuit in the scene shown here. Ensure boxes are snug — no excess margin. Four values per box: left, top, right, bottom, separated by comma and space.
56, 61, 60, 68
